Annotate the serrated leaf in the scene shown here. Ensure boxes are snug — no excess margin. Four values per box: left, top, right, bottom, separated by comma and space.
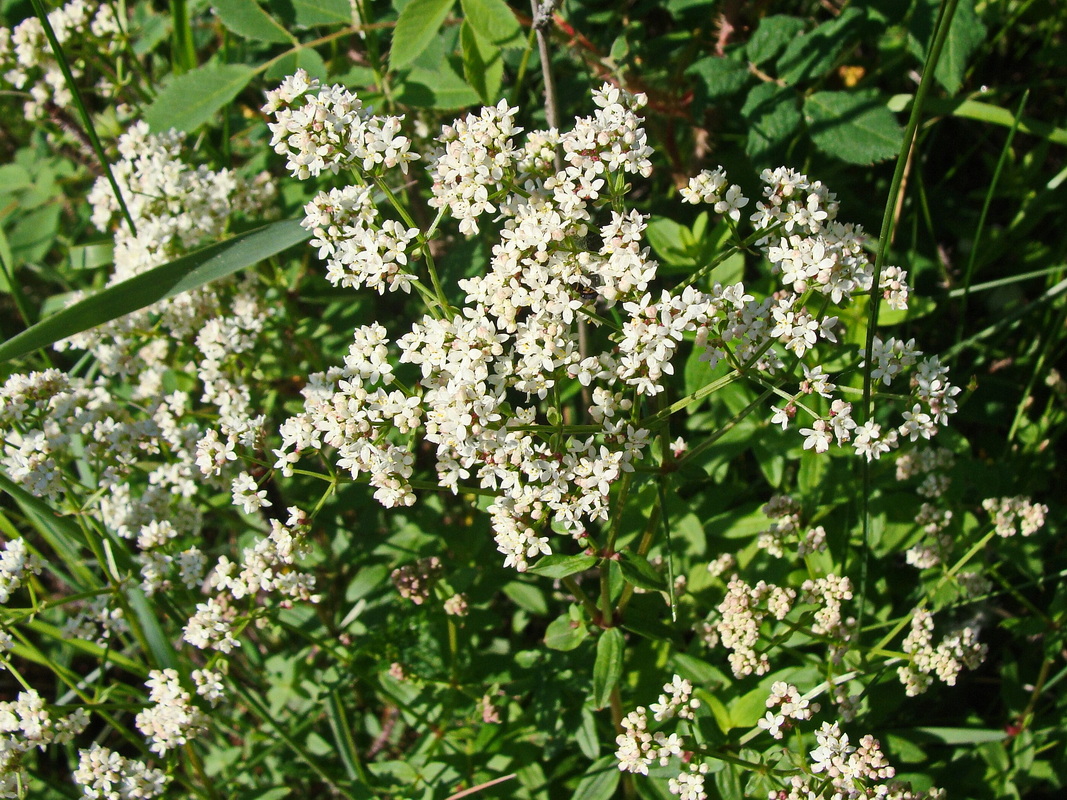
741, 82, 800, 163
396, 61, 481, 109
570, 756, 621, 800
266, 46, 329, 81
213, 0, 293, 43
289, 0, 352, 26
0, 218, 310, 363
460, 21, 503, 104
776, 7, 867, 85
526, 553, 597, 579
592, 628, 624, 709
803, 90, 904, 165
460, 0, 522, 47
389, 0, 455, 69
687, 56, 751, 101
934, 0, 986, 94
618, 551, 666, 592
746, 14, 806, 66
544, 612, 589, 651
145, 63, 256, 132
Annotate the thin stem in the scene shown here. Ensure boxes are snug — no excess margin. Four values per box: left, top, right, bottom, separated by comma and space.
859, 0, 961, 633
28, 0, 137, 236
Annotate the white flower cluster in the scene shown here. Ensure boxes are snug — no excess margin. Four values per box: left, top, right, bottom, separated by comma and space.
897, 608, 986, 696
681, 168, 956, 461
184, 507, 319, 654
429, 99, 521, 235
681, 167, 748, 221
268, 81, 669, 571
0, 0, 121, 118
264, 69, 417, 180
269, 75, 960, 575
0, 537, 41, 603
713, 578, 796, 677
391, 556, 442, 605
68, 122, 277, 392
768, 719, 945, 800
615, 674, 698, 779
983, 495, 1048, 538
756, 494, 827, 558
134, 668, 208, 755
0, 689, 89, 796
72, 744, 169, 800
62, 595, 129, 646
759, 682, 817, 741
302, 185, 421, 294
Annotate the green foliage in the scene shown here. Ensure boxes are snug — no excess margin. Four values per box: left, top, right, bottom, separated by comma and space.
1, 0, 1065, 798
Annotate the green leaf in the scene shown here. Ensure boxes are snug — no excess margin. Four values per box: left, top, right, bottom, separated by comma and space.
21, 619, 147, 676
0, 218, 310, 364
265, 46, 329, 81
741, 82, 800, 163
213, 0, 293, 43
803, 90, 904, 165
69, 241, 114, 271
526, 553, 597, 579
389, 0, 455, 70
687, 56, 751, 106
645, 216, 696, 269
395, 61, 481, 109
591, 628, 624, 709
575, 706, 601, 760
145, 63, 257, 132
729, 685, 769, 728
0, 470, 98, 591
617, 551, 666, 592
460, 0, 522, 47
460, 21, 503, 104
570, 756, 621, 800
288, 0, 352, 26
776, 7, 867, 85
909, 0, 986, 94
127, 586, 180, 671
544, 610, 589, 651
746, 14, 806, 66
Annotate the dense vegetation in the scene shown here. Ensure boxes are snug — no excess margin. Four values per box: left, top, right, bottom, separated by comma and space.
0, 0, 1063, 798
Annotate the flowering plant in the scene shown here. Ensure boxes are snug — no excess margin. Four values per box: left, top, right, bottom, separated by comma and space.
0, 1, 1061, 799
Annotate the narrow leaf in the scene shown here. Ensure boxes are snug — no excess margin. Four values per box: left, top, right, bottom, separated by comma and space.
526, 553, 597, 579
0, 470, 98, 591
213, 0, 294, 42
934, 0, 986, 94
460, 0, 522, 47
145, 63, 257, 132
389, 0, 455, 70
0, 218, 310, 363
591, 628, 624, 709
570, 756, 620, 800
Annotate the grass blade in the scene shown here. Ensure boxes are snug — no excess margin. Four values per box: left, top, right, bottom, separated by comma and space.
0, 218, 310, 364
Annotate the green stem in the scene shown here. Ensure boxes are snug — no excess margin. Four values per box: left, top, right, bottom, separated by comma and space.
859, 0, 961, 633
28, 0, 137, 236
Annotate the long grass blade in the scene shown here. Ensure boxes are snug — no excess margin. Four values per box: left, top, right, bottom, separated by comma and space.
0, 217, 311, 364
